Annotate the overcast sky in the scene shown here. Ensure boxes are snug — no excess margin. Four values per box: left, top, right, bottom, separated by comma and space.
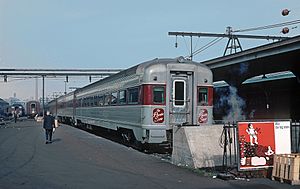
0, 0, 299, 100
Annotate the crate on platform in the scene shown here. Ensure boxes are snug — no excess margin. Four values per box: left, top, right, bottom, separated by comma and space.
272, 153, 300, 185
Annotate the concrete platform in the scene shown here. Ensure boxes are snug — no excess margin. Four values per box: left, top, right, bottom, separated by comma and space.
172, 125, 227, 168
0, 119, 297, 189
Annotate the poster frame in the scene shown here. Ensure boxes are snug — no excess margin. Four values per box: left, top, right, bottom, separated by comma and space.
237, 119, 291, 171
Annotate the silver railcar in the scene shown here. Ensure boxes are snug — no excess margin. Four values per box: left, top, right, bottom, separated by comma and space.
49, 57, 213, 145
48, 91, 74, 122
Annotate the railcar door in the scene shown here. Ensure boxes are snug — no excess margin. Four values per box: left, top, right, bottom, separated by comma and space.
170, 71, 193, 125
30, 103, 36, 114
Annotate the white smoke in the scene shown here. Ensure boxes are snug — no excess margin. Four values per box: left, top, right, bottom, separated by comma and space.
222, 86, 246, 123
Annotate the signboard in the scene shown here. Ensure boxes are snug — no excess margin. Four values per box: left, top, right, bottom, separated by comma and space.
238, 121, 291, 170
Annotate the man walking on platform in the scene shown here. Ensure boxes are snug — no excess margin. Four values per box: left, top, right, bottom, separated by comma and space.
13, 111, 17, 123
43, 110, 55, 144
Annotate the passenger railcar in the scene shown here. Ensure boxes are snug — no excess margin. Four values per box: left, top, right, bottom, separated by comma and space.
48, 92, 74, 122
48, 57, 213, 146
26, 100, 41, 118
0, 98, 9, 117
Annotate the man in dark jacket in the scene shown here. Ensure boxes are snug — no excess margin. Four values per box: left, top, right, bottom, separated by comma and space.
43, 110, 55, 144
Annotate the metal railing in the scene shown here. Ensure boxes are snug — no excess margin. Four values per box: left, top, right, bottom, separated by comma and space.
291, 121, 300, 153
220, 122, 238, 170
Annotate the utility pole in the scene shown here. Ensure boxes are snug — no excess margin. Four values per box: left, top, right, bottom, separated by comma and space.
42, 75, 45, 116
35, 77, 38, 101
64, 81, 67, 95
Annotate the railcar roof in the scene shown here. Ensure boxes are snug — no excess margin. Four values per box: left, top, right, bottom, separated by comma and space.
76, 57, 207, 93
0, 98, 9, 104
27, 100, 40, 103
48, 90, 74, 104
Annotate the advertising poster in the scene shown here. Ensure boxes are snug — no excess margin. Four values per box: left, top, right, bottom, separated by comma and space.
238, 121, 291, 170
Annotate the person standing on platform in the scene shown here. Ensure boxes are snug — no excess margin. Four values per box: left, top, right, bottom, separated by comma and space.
13, 110, 17, 123
43, 110, 55, 144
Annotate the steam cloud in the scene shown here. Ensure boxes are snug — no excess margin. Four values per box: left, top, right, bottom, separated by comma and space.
222, 86, 246, 123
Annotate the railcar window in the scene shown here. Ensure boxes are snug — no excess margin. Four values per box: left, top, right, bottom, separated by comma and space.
111, 92, 118, 105
128, 88, 139, 104
83, 98, 86, 107
104, 95, 110, 106
119, 90, 127, 104
94, 96, 98, 106
91, 97, 94, 106
78, 99, 81, 107
31, 104, 36, 109
86, 98, 89, 106
153, 87, 165, 104
67, 101, 73, 108
98, 96, 104, 106
198, 87, 208, 106
174, 81, 185, 106
90, 97, 94, 107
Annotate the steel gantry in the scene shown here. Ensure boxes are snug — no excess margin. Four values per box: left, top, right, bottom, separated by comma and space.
0, 68, 123, 115
168, 27, 289, 59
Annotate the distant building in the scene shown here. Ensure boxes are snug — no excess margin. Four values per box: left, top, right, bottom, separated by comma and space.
7, 97, 25, 107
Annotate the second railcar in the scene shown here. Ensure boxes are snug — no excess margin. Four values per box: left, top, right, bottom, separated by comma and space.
8, 104, 25, 117
49, 57, 213, 146
26, 100, 41, 118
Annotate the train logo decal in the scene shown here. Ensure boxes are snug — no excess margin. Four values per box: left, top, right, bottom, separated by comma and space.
198, 109, 208, 123
153, 108, 164, 123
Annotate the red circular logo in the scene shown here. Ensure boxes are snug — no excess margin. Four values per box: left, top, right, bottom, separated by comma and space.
153, 108, 164, 123
198, 109, 208, 123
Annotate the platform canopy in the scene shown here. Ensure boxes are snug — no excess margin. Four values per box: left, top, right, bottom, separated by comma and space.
202, 35, 300, 84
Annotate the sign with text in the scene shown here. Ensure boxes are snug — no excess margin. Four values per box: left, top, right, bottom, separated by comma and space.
237, 121, 291, 170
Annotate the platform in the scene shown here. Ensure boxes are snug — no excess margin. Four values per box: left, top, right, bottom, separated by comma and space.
0, 119, 298, 189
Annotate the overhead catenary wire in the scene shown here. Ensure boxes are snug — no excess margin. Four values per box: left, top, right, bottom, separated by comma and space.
192, 36, 201, 52
233, 19, 300, 33
192, 37, 224, 56
182, 35, 192, 58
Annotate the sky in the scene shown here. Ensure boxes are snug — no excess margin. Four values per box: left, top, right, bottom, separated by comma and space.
0, 0, 299, 101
